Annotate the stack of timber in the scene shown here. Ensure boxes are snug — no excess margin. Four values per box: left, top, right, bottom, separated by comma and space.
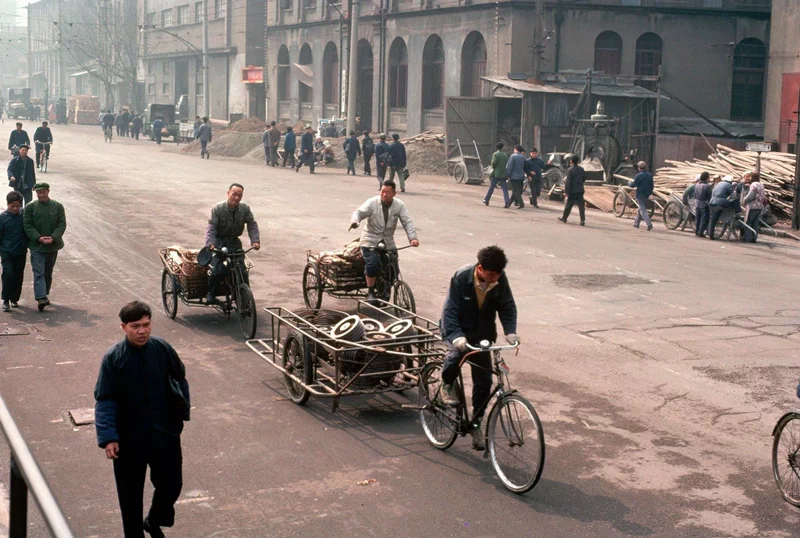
653, 144, 797, 217
400, 130, 444, 143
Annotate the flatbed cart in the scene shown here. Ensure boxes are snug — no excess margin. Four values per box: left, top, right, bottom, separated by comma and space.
447, 139, 485, 185
246, 300, 448, 411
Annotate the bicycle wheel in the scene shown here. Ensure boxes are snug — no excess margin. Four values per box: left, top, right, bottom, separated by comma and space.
712, 220, 727, 240
40, 153, 47, 173
612, 191, 628, 218
392, 280, 416, 314
281, 332, 312, 405
418, 363, 458, 450
302, 262, 323, 310
773, 412, 800, 507
161, 268, 178, 319
663, 201, 684, 230
235, 283, 257, 339
487, 394, 545, 494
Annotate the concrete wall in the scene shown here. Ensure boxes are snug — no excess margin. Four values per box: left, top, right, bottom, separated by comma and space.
764, 0, 800, 146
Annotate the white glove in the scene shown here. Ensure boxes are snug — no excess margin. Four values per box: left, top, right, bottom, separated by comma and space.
453, 337, 468, 352
505, 334, 520, 345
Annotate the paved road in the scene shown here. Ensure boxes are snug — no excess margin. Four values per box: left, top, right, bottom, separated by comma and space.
1, 125, 800, 537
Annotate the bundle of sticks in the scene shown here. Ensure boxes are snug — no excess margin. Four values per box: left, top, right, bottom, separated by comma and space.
400, 129, 445, 144
653, 144, 797, 216
312, 239, 364, 267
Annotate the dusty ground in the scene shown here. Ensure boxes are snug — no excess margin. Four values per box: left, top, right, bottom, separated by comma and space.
1, 124, 800, 537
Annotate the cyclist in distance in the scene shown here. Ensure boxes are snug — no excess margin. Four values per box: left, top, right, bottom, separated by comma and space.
101, 110, 115, 136
439, 245, 519, 450
33, 120, 53, 169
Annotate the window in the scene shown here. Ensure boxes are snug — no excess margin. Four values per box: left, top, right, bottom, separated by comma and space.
304, 0, 317, 8
461, 31, 487, 97
195, 1, 203, 22
635, 33, 662, 90
322, 42, 339, 105
161, 8, 173, 27
148, 83, 155, 95
148, 61, 155, 74
162, 82, 170, 94
277, 46, 290, 101
422, 35, 445, 109
731, 38, 767, 120
213, 0, 225, 18
163, 62, 169, 75
298, 44, 313, 103
594, 31, 622, 75
177, 5, 189, 25
388, 38, 408, 108
280, 0, 292, 9
146, 12, 156, 26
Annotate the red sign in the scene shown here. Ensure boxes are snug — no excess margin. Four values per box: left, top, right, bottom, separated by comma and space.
779, 73, 800, 144
242, 66, 263, 84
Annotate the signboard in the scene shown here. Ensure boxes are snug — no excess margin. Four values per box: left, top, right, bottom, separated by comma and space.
241, 66, 263, 84
746, 142, 773, 153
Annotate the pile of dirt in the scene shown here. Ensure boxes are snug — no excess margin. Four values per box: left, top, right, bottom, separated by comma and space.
228, 117, 269, 133
180, 131, 262, 158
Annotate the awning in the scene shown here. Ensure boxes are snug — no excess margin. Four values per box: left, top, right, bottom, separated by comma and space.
482, 75, 662, 99
292, 63, 314, 87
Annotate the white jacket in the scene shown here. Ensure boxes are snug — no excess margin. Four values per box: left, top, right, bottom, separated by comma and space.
350, 196, 417, 249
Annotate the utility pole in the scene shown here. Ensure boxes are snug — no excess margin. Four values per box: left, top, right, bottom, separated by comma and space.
793, 88, 800, 230
202, 0, 210, 117
346, 0, 359, 134
531, 0, 543, 78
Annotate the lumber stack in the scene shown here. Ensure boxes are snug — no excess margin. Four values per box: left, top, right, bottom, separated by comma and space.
401, 130, 444, 144
653, 144, 797, 217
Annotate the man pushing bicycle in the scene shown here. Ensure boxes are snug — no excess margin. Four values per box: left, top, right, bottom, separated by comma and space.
440, 245, 519, 450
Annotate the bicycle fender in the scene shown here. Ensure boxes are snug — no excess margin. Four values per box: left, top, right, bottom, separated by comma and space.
483, 390, 521, 458
773, 412, 800, 437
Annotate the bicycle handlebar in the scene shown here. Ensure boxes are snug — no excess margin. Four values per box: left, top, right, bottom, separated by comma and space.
209, 246, 254, 256
465, 341, 520, 352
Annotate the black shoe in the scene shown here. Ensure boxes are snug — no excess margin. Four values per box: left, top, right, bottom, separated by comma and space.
558, 217, 567, 223
515, 205, 524, 209
366, 291, 380, 307
10, 302, 18, 308
482, 200, 489, 206
580, 221, 586, 226
504, 203, 511, 209
37, 298, 48, 312
2, 301, 9, 312
143, 518, 165, 538
205, 293, 219, 305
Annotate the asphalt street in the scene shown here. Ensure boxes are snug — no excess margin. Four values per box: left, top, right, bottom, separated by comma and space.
1, 124, 800, 537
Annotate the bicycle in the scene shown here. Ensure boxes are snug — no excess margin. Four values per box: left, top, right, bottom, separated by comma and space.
772, 410, 800, 507
104, 125, 113, 142
36, 142, 50, 173
415, 341, 545, 494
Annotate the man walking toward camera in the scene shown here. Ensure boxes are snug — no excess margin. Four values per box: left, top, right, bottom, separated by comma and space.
558, 155, 586, 225
95, 301, 190, 538
23, 182, 65, 311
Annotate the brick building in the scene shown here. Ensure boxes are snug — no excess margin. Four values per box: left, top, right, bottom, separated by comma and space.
764, 0, 799, 151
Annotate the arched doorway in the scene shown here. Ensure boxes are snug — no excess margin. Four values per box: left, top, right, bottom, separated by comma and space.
731, 38, 766, 121
298, 43, 313, 121
277, 45, 291, 121
357, 39, 374, 131
635, 32, 662, 90
388, 37, 408, 131
322, 42, 339, 119
422, 34, 445, 130
594, 31, 622, 75
461, 31, 487, 97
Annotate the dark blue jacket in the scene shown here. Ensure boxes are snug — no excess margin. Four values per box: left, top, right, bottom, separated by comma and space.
8, 129, 29, 150
375, 141, 391, 166
94, 336, 190, 448
7, 155, 36, 191
0, 209, 27, 256
695, 181, 712, 209
389, 141, 406, 168
152, 119, 165, 135
525, 157, 544, 182
630, 171, 654, 199
344, 135, 361, 159
506, 152, 526, 180
440, 264, 517, 345
284, 131, 296, 151
300, 132, 314, 154
710, 181, 735, 206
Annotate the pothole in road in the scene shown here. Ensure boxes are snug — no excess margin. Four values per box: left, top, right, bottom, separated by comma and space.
552, 274, 654, 291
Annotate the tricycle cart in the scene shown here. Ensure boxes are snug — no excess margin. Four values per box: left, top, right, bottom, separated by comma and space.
246, 301, 447, 411
159, 246, 258, 339
302, 240, 415, 314
447, 139, 485, 185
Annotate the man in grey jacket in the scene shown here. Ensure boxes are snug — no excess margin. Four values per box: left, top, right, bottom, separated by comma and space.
349, 179, 419, 304
197, 117, 212, 159
506, 145, 527, 209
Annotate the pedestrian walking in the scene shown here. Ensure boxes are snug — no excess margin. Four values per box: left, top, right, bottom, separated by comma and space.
344, 131, 361, 175
7, 143, 36, 205
629, 161, 654, 231
115, 110, 125, 137
192, 116, 201, 139
387, 134, 407, 191
22, 182, 65, 311
130, 114, 142, 140
375, 134, 391, 188
361, 131, 374, 176
506, 145, 527, 209
121, 110, 130, 137
282, 127, 296, 168
0, 191, 26, 312
295, 126, 316, 174
197, 117, 212, 159
525, 148, 544, 208
742, 172, 767, 243
483, 142, 510, 207
694, 172, 712, 237
95, 301, 190, 538
268, 121, 281, 166
558, 155, 586, 225
152, 117, 165, 145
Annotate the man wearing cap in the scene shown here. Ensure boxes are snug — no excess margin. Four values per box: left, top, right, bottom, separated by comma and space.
295, 126, 316, 174
33, 120, 53, 170
374, 134, 391, 188
361, 131, 374, 176
387, 133, 408, 192
7, 122, 29, 155
23, 183, 66, 311
628, 161, 654, 231
708, 174, 741, 240
7, 144, 36, 205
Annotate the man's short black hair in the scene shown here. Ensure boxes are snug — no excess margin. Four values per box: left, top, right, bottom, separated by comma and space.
392, 133, 400, 140
119, 301, 152, 324
570, 155, 579, 165
477, 245, 508, 273
382, 179, 397, 191
496, 142, 504, 150
349, 130, 355, 136
6, 191, 23, 204
286, 126, 293, 132
531, 147, 538, 153
202, 116, 209, 122
363, 130, 370, 136
229, 182, 244, 191
270, 121, 276, 126
700, 171, 710, 182
515, 145, 524, 153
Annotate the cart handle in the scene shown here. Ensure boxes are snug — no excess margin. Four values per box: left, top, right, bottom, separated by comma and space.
209, 246, 254, 256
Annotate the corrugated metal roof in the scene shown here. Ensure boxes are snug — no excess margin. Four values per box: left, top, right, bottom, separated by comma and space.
659, 117, 763, 138
482, 75, 660, 100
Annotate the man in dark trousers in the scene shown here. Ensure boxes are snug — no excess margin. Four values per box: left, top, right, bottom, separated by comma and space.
7, 144, 36, 205
130, 113, 142, 140
629, 161, 654, 231
558, 155, 586, 225
525, 148, 545, 208
483, 142, 510, 207
95, 301, 190, 538
361, 131, 374, 176
439, 245, 519, 450
374, 134, 391, 189
23, 182, 66, 311
8, 122, 30, 154
282, 127, 296, 168
694, 172, 712, 237
115, 110, 125, 137
344, 130, 361, 175
267, 121, 281, 166
387, 133, 407, 191
33, 120, 53, 169
295, 126, 315, 174
197, 117, 212, 159
0, 191, 26, 312
121, 110, 131, 137
152, 117, 165, 145
506, 145, 527, 209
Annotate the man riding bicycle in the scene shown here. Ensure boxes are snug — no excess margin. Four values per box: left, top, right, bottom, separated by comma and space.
349, 179, 419, 304
204, 183, 261, 304
440, 245, 519, 450
33, 121, 53, 169
101, 111, 114, 137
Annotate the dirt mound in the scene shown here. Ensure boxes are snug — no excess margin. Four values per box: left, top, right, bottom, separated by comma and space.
180, 131, 262, 158
228, 116, 269, 133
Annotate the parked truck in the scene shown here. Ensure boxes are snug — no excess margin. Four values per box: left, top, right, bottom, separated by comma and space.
6, 88, 31, 119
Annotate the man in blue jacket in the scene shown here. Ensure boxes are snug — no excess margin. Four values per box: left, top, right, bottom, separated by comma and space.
387, 133, 407, 191
295, 125, 315, 174
95, 301, 190, 538
7, 122, 30, 154
344, 130, 361, 175
152, 116, 165, 145
282, 127, 296, 167
629, 161, 654, 231
7, 144, 36, 205
439, 245, 519, 450
525, 148, 545, 208
708, 175, 741, 239
374, 134, 391, 188
506, 145, 527, 209
0, 191, 26, 311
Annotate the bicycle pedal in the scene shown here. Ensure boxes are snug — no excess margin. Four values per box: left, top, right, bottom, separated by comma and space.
401, 404, 428, 410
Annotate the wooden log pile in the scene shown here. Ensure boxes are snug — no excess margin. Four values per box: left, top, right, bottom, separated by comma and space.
400, 130, 444, 144
653, 144, 797, 216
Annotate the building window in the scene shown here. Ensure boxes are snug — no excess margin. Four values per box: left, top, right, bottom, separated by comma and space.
162, 82, 170, 94
322, 42, 339, 106
298, 43, 313, 103
277, 46, 290, 101
422, 35, 445, 109
731, 37, 767, 121
195, 1, 203, 22
635, 32, 662, 90
177, 5, 189, 25
148, 61, 155, 74
147, 12, 156, 26
280, 0, 292, 9
163, 62, 169, 75
148, 83, 155, 95
594, 31, 622, 75
388, 38, 408, 108
214, 0, 225, 18
304, 0, 317, 8
161, 8, 173, 27
461, 31, 487, 97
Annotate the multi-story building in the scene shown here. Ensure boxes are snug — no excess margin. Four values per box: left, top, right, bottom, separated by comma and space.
27, 0, 68, 103
264, 0, 770, 135
764, 0, 799, 151
0, 22, 28, 95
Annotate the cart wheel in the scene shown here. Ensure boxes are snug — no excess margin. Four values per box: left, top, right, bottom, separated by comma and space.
392, 280, 416, 314
663, 201, 684, 231
281, 332, 312, 405
543, 168, 564, 191
454, 162, 467, 183
302, 262, 323, 310
612, 191, 628, 218
161, 268, 178, 319
235, 283, 257, 340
